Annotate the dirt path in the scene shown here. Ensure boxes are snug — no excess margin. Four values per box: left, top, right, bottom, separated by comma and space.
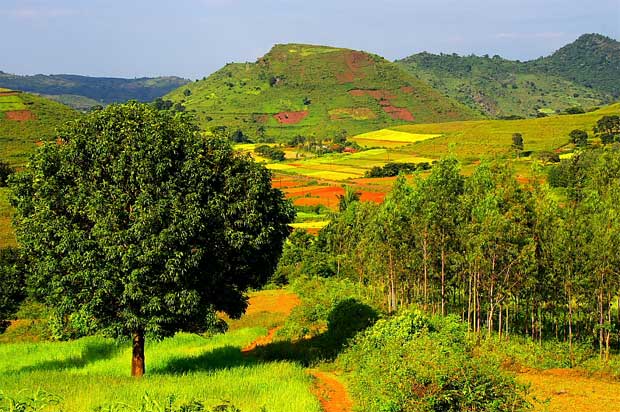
308, 370, 353, 412
239, 290, 353, 412
517, 369, 620, 412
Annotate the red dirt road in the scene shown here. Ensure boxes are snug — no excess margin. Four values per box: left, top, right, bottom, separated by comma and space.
239, 290, 353, 412
309, 370, 353, 412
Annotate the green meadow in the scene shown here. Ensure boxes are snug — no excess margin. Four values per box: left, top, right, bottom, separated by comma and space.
0, 328, 320, 411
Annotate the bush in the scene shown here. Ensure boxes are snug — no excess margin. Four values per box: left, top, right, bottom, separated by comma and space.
339, 310, 530, 412
254, 145, 285, 161
0, 161, 15, 187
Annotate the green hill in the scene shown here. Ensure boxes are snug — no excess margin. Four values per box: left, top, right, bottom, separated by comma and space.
0, 89, 78, 167
531, 33, 620, 99
396, 34, 618, 118
0, 73, 189, 109
165, 44, 479, 141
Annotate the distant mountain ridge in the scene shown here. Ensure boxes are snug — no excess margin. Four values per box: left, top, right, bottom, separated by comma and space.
165, 43, 478, 140
396, 33, 619, 118
0, 73, 190, 110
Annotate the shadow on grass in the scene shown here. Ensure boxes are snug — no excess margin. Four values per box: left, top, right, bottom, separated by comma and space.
18, 340, 122, 373
245, 298, 378, 367
150, 345, 260, 375
133, 298, 378, 375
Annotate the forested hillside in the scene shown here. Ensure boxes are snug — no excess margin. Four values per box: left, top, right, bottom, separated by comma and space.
397, 34, 618, 117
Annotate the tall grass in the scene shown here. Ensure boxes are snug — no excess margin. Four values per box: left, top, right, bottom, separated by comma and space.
0, 328, 320, 412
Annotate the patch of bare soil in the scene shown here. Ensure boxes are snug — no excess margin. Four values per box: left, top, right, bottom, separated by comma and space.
274, 111, 309, 124
4, 110, 35, 121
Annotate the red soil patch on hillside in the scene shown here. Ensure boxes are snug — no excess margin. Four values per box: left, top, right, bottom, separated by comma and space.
309, 370, 353, 412
382, 105, 414, 121
4, 110, 34, 121
400, 86, 415, 94
0, 91, 19, 96
274, 111, 309, 124
336, 51, 374, 84
349, 89, 414, 122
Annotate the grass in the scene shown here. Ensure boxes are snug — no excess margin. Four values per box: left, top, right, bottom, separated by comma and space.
290, 221, 330, 230
266, 149, 435, 181
351, 129, 441, 146
392, 103, 620, 160
0, 290, 320, 412
0, 94, 27, 112
0, 187, 16, 248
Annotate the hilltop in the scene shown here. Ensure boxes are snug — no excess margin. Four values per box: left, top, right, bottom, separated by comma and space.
0, 73, 189, 110
165, 44, 479, 141
396, 33, 618, 117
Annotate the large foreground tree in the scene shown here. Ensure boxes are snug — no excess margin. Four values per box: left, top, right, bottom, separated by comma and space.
10, 103, 294, 376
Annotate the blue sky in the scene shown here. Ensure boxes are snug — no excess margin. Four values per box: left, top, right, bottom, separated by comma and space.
1, 0, 618, 79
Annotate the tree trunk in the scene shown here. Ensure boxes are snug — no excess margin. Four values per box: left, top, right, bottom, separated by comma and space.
441, 245, 446, 316
131, 330, 146, 377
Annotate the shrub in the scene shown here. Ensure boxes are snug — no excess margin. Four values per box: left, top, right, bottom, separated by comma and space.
0, 161, 14, 187
339, 310, 530, 412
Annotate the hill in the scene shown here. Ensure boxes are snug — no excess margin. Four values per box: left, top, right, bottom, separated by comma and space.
0, 73, 189, 109
396, 34, 618, 118
532, 33, 620, 98
165, 44, 479, 141
0, 89, 78, 167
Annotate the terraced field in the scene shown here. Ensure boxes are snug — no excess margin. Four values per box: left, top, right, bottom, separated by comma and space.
352, 129, 441, 147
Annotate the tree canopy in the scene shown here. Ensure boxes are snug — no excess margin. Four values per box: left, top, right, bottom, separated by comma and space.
10, 102, 294, 376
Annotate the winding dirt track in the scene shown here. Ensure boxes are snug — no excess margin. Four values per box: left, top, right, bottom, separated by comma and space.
308, 370, 353, 412
240, 291, 353, 412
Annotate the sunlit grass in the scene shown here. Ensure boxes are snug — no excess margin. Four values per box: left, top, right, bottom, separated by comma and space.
0, 329, 320, 412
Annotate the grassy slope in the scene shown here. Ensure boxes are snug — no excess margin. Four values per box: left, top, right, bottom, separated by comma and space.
0, 291, 319, 412
0, 91, 78, 167
396, 34, 620, 118
392, 103, 620, 161
166, 44, 479, 141
0, 90, 78, 248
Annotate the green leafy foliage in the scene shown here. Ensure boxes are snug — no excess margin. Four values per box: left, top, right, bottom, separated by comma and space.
339, 310, 530, 412
396, 34, 618, 118
0, 247, 25, 333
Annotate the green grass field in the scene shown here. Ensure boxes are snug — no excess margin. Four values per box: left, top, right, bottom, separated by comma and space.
351, 129, 441, 146
0, 94, 27, 112
392, 103, 620, 161
0, 329, 320, 411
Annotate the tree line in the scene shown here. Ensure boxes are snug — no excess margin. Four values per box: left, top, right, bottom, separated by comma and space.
279, 148, 620, 361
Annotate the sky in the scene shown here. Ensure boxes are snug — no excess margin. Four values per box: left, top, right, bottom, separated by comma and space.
0, 0, 618, 79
